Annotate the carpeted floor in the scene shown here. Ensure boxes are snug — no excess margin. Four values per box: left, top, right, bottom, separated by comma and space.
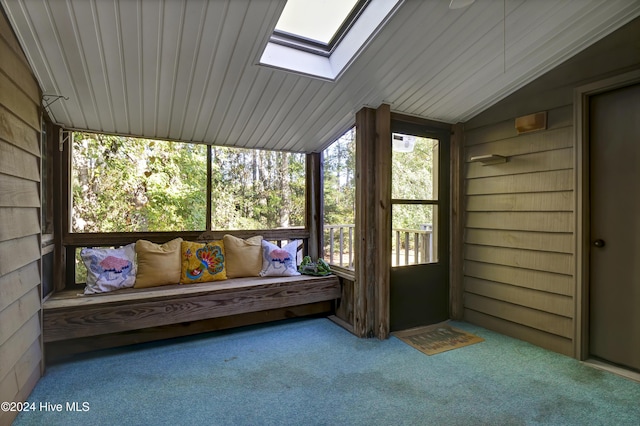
13, 318, 640, 426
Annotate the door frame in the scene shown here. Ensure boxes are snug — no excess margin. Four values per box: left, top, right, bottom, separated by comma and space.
388, 117, 451, 331
574, 68, 640, 362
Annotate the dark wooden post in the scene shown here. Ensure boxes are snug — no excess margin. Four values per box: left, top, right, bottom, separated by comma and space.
354, 107, 377, 338
449, 123, 464, 320
52, 125, 68, 292
305, 152, 323, 260
375, 104, 391, 339
354, 105, 392, 339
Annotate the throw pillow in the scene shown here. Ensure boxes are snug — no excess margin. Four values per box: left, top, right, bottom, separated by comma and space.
81, 243, 137, 294
181, 240, 227, 284
134, 238, 183, 288
223, 234, 263, 278
260, 240, 301, 277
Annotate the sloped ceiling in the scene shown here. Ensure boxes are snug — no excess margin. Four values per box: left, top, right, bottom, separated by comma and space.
2, 0, 639, 153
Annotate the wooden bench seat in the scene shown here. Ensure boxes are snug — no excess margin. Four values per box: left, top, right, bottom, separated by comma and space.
43, 274, 341, 343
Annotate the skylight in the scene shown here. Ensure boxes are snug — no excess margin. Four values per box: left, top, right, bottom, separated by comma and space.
260, 0, 404, 81
275, 0, 359, 45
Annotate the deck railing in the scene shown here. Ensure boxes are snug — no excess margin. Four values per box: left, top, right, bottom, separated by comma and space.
323, 224, 434, 269
324, 224, 355, 268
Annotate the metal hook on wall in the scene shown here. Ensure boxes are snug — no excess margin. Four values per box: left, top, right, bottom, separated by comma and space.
42, 94, 69, 110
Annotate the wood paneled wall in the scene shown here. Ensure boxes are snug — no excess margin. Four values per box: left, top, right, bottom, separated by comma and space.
460, 17, 640, 357
462, 106, 575, 356
0, 10, 42, 425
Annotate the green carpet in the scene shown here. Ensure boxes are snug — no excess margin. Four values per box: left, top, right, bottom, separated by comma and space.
13, 319, 640, 425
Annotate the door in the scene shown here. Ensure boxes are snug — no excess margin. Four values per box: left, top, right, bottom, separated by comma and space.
589, 83, 640, 372
389, 120, 449, 331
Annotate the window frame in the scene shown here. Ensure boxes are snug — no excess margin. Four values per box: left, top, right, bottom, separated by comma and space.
58, 132, 312, 288
271, 0, 370, 57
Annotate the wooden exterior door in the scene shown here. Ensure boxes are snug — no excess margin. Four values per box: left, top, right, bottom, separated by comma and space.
588, 83, 640, 372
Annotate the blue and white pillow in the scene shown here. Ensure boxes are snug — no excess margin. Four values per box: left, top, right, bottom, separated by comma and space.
81, 243, 137, 294
259, 240, 301, 277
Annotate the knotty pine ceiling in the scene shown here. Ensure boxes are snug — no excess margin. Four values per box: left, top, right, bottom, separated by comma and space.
2, 0, 639, 152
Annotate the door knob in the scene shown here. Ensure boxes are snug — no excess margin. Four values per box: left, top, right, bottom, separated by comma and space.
593, 239, 605, 248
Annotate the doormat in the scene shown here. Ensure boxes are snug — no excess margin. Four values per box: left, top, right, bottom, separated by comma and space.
393, 322, 484, 356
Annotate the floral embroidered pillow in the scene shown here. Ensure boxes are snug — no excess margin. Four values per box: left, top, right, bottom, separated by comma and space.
260, 240, 301, 277
81, 244, 137, 294
180, 240, 227, 284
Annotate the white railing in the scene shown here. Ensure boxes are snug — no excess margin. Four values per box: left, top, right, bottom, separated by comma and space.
324, 224, 355, 269
391, 227, 434, 267
323, 224, 434, 269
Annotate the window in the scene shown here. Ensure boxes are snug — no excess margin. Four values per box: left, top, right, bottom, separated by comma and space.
70, 132, 306, 233
72, 133, 207, 232
274, 0, 364, 53
210, 147, 306, 230
322, 127, 356, 268
391, 134, 439, 266
260, 0, 402, 81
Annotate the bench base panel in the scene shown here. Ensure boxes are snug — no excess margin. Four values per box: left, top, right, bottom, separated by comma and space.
45, 301, 334, 363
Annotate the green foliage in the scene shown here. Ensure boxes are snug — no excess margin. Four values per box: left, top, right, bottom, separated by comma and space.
391, 137, 438, 229
72, 133, 305, 233
322, 128, 356, 226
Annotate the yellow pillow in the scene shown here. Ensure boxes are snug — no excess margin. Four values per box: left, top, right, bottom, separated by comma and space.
181, 240, 227, 284
223, 235, 263, 278
134, 238, 183, 288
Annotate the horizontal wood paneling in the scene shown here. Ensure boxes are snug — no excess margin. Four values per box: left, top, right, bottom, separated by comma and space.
0, 287, 40, 347
464, 310, 573, 356
464, 293, 573, 338
466, 211, 573, 233
465, 245, 573, 275
465, 229, 573, 253
0, 235, 41, 279
466, 169, 573, 195
0, 142, 40, 181
464, 261, 573, 295
465, 105, 573, 145
0, 263, 40, 312
466, 127, 573, 162
0, 174, 40, 208
0, 10, 42, 421
0, 38, 40, 104
466, 147, 572, 179
465, 277, 573, 316
0, 208, 40, 242
0, 72, 40, 131
466, 191, 573, 212
463, 101, 576, 355
0, 314, 40, 383
0, 105, 40, 155
13, 338, 42, 398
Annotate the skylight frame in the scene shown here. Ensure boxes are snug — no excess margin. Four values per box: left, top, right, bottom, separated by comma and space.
271, 0, 371, 57
259, 0, 404, 82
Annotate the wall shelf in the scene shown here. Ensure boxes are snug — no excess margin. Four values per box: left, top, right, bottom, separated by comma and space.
469, 154, 507, 165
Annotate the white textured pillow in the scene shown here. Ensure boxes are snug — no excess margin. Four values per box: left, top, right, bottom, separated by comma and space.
82, 243, 137, 294
260, 240, 301, 277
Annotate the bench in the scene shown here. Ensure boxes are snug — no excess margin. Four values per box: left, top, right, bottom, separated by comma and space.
43, 231, 342, 359
43, 274, 340, 342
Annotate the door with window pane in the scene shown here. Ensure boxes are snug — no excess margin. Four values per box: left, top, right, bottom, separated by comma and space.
389, 121, 449, 331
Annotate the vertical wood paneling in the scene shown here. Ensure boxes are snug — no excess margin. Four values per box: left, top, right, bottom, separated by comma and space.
354, 107, 377, 338
5, 0, 639, 152
462, 104, 576, 356
0, 10, 42, 425
375, 104, 391, 339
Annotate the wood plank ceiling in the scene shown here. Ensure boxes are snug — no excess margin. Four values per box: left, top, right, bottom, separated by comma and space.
2, 0, 639, 153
